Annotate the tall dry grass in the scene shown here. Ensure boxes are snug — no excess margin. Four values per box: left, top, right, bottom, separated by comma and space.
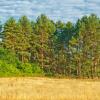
0, 77, 100, 100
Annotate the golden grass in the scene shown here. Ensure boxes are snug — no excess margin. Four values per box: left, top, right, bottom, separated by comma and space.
0, 77, 100, 100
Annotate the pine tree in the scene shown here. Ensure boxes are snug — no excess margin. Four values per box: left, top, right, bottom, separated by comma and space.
35, 14, 56, 69
17, 16, 32, 62
3, 17, 17, 52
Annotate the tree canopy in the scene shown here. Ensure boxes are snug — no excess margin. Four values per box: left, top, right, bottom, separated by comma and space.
0, 14, 100, 78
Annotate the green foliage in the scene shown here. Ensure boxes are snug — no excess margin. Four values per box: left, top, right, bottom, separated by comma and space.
19, 63, 33, 74
0, 48, 20, 65
32, 63, 44, 74
0, 48, 43, 76
0, 60, 20, 76
0, 14, 99, 78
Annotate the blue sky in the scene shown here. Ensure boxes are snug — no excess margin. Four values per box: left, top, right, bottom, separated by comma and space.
0, 0, 100, 22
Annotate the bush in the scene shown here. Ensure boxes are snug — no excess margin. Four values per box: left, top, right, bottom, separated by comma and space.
20, 63, 33, 74
32, 63, 44, 74
17, 63, 44, 76
0, 48, 20, 66
0, 48, 44, 77
0, 60, 20, 76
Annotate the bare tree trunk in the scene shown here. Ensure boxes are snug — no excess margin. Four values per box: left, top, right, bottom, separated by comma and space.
91, 63, 94, 79
77, 60, 81, 78
41, 32, 44, 69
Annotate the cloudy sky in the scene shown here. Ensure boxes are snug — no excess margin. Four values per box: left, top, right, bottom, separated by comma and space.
0, 0, 100, 22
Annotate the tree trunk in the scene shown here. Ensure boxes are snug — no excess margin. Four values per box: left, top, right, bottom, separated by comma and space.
41, 32, 44, 69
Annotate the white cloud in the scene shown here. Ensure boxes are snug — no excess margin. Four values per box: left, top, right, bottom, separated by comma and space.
0, 0, 100, 23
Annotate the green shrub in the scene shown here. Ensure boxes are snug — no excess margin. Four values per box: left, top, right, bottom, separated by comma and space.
0, 60, 20, 76
0, 48, 44, 77
20, 63, 33, 74
0, 48, 20, 66
32, 63, 44, 74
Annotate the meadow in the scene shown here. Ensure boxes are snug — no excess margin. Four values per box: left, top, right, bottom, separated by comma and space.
0, 77, 100, 100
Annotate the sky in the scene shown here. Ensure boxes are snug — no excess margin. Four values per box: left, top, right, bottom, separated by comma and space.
0, 0, 100, 23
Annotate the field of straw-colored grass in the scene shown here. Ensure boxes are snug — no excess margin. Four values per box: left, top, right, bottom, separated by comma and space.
0, 77, 100, 100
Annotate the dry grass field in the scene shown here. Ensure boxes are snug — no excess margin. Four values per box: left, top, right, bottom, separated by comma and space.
0, 77, 100, 100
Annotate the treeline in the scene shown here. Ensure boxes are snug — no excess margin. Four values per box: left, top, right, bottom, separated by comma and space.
0, 14, 100, 78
